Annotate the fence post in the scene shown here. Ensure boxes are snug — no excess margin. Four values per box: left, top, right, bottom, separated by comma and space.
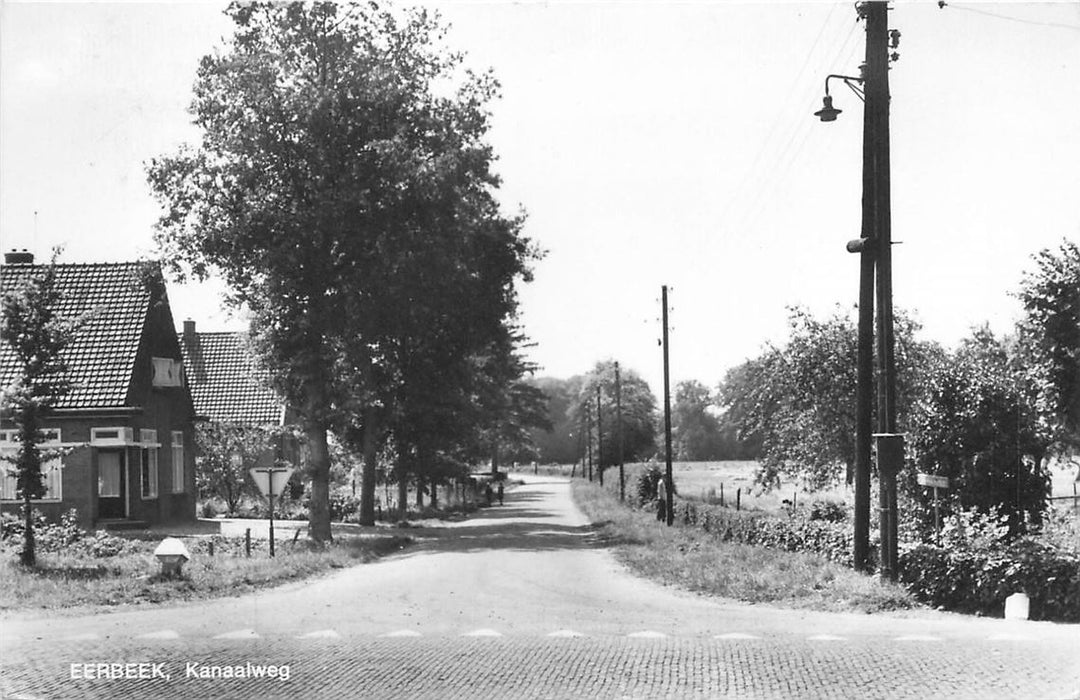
244, 529, 251, 558
736, 488, 741, 512
720, 483, 725, 507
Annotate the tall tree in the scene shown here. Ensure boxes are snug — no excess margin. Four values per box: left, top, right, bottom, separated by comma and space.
670, 380, 724, 461
148, 3, 534, 538
1015, 239, 1080, 461
906, 327, 1051, 536
569, 361, 657, 472
719, 306, 931, 490
0, 251, 83, 566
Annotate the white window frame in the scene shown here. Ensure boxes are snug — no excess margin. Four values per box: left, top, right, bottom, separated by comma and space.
151, 357, 184, 387
91, 426, 136, 446
171, 431, 185, 493
1, 429, 63, 502
140, 443, 159, 500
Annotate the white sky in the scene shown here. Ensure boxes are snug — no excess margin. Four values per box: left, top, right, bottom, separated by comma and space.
2, 1, 1078, 398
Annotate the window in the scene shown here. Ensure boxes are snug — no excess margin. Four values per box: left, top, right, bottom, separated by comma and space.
151, 357, 183, 387
141, 446, 158, 499
1, 429, 63, 501
171, 431, 185, 493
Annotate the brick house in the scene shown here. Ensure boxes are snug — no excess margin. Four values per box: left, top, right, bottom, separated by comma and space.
0, 251, 197, 528
178, 322, 302, 487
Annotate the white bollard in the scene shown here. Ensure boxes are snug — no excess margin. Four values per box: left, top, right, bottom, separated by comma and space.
1004, 592, 1029, 620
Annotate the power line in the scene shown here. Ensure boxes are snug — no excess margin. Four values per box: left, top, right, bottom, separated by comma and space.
940, 2, 1080, 32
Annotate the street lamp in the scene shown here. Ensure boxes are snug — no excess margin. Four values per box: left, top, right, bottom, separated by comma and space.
814, 74, 865, 122
813, 2, 901, 580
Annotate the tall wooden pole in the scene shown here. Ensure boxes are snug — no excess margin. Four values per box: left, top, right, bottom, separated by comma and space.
662, 285, 674, 526
596, 385, 604, 487
615, 361, 625, 502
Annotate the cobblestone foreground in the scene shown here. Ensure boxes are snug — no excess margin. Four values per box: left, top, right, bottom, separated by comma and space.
3, 635, 1078, 700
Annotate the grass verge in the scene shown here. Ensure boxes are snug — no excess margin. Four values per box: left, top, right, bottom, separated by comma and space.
572, 479, 916, 614
0, 534, 411, 613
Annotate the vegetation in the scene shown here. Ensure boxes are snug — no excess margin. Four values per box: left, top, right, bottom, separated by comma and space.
0, 249, 84, 566
148, 3, 537, 538
0, 509, 409, 611
572, 479, 915, 613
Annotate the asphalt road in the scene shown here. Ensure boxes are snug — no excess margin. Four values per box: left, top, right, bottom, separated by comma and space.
2, 475, 1078, 699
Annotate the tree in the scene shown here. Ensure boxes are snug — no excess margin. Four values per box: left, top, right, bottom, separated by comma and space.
670, 380, 724, 461
907, 327, 1051, 537
528, 376, 584, 465
148, 3, 534, 538
0, 251, 83, 566
1015, 239, 1080, 461
194, 422, 289, 515
570, 361, 657, 474
719, 306, 931, 490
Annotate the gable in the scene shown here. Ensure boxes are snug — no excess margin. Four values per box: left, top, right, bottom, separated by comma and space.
1, 262, 157, 409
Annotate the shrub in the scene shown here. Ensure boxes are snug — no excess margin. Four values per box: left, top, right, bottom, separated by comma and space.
1, 508, 82, 552
898, 506, 1080, 622
899, 538, 1080, 622
329, 493, 361, 522
674, 499, 853, 565
636, 464, 664, 507
809, 500, 847, 523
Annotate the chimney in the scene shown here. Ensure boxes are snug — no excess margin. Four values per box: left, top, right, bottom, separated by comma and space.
183, 319, 196, 345
4, 249, 34, 265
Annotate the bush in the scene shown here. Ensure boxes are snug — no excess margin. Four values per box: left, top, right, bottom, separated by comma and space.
1, 508, 134, 558
329, 493, 361, 522
899, 538, 1080, 622
809, 500, 847, 523
635, 464, 664, 507
898, 507, 1080, 622
673, 499, 853, 565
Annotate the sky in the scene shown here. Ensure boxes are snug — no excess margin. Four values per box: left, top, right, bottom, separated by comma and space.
2, 1, 1079, 398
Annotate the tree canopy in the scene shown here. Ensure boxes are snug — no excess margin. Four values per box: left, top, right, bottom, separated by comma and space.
148, 3, 536, 537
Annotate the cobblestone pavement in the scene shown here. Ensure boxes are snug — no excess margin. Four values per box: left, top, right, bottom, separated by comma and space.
3, 476, 1078, 699
2, 634, 1078, 700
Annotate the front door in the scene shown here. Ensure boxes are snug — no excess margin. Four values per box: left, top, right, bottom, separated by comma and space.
98, 450, 126, 519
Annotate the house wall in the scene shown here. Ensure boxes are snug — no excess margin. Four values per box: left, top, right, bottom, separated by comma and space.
126, 291, 197, 525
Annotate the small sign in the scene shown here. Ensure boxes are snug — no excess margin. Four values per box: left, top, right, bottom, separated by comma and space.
916, 473, 949, 489
250, 467, 294, 497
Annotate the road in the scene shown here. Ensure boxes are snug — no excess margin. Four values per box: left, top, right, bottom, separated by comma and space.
2, 475, 1078, 699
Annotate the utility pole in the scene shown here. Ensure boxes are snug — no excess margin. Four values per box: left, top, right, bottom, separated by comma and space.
863, 0, 901, 580
662, 285, 674, 526
615, 361, 625, 502
585, 404, 594, 482
596, 385, 604, 487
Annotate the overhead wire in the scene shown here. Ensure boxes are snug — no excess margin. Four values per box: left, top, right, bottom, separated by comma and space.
732, 10, 862, 240
941, 2, 1080, 32
713, 1, 846, 240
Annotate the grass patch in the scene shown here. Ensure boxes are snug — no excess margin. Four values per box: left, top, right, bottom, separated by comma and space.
0, 534, 411, 613
572, 479, 916, 614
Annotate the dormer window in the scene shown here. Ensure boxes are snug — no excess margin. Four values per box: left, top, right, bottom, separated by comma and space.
152, 357, 183, 387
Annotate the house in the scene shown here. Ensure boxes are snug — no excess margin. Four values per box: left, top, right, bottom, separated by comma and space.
178, 321, 302, 484
0, 251, 197, 528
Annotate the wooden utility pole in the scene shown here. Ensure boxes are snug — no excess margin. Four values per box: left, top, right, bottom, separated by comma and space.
615, 361, 625, 502
595, 385, 604, 487
585, 404, 594, 482
860, 0, 901, 580
662, 285, 674, 526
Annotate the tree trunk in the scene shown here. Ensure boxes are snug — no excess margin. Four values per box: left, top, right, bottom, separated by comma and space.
21, 496, 35, 567
358, 406, 379, 526
305, 422, 333, 543
430, 478, 438, 508
491, 443, 500, 476
397, 471, 408, 521
416, 480, 424, 509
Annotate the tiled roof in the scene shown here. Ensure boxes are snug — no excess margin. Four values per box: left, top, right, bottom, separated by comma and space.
1, 262, 157, 409
180, 331, 284, 426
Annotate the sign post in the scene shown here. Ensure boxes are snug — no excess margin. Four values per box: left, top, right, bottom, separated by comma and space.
250, 466, 294, 557
916, 473, 949, 543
